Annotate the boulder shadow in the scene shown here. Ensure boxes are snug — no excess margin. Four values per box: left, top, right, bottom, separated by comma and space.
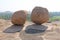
3, 25, 24, 33
25, 24, 48, 34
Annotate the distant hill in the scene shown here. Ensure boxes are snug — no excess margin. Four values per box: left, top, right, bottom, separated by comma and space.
49, 12, 60, 17
0, 11, 13, 20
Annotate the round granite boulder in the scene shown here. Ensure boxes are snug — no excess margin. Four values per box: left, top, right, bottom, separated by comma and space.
31, 6, 49, 24
11, 10, 27, 25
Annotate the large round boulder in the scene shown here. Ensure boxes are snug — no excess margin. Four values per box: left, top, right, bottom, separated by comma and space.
31, 6, 49, 24
11, 10, 27, 25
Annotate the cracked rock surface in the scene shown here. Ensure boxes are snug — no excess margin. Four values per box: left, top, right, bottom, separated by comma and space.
0, 19, 60, 40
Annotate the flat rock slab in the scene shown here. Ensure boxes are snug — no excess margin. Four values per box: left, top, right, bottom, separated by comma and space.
25, 24, 48, 34
3, 25, 23, 33
24, 23, 54, 34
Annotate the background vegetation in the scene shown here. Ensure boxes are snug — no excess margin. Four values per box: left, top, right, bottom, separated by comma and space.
0, 11, 60, 22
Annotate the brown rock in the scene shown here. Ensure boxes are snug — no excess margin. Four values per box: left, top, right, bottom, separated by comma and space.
31, 6, 49, 24
11, 10, 27, 25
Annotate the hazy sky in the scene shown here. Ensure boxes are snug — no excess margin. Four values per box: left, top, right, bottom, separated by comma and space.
0, 0, 60, 12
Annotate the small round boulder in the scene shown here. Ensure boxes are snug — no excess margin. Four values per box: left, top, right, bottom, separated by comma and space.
11, 10, 27, 25
31, 6, 49, 24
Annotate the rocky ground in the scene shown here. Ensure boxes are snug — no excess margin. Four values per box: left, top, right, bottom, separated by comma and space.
0, 19, 60, 40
